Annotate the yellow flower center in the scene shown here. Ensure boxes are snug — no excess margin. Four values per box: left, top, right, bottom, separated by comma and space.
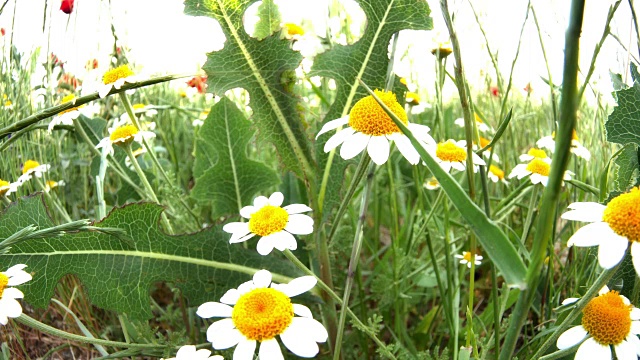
474, 113, 484, 124
479, 137, 491, 149
22, 160, 40, 175
102, 65, 134, 85
59, 94, 81, 115
525, 159, 550, 176
46, 180, 58, 189
133, 103, 146, 110
489, 165, 505, 180
0, 180, 9, 196
462, 252, 473, 262
406, 92, 420, 105
603, 187, 640, 242
0, 273, 8, 298
348, 90, 408, 136
581, 291, 631, 345
400, 77, 407, 86
527, 148, 547, 158
232, 287, 294, 341
249, 205, 289, 237
426, 178, 439, 187
431, 45, 453, 58
285, 23, 304, 36
110, 125, 138, 144
551, 130, 578, 141
436, 141, 467, 163
4, 100, 12, 107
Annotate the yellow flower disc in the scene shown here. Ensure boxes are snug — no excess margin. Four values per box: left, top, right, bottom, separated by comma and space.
581, 291, 631, 345
110, 125, 138, 144
603, 187, 640, 242
59, 94, 81, 114
527, 148, 547, 159
551, 130, 578, 141
462, 252, 473, 262
436, 141, 467, 163
525, 159, 550, 176
133, 103, 146, 110
406, 92, 420, 105
0, 273, 7, 298
479, 137, 491, 149
285, 23, 304, 36
22, 160, 40, 175
474, 113, 484, 124
348, 90, 408, 136
4, 100, 12, 107
232, 287, 294, 341
102, 65, 134, 85
489, 165, 505, 180
249, 205, 289, 237
46, 180, 58, 189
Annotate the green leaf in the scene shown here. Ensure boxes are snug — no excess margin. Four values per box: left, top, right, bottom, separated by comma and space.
192, 97, 279, 218
184, 0, 314, 179
253, 0, 281, 41
311, 0, 433, 219
2, 195, 303, 319
613, 144, 640, 191
607, 64, 640, 146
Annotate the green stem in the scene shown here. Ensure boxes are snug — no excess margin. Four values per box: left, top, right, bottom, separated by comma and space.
36, 178, 71, 222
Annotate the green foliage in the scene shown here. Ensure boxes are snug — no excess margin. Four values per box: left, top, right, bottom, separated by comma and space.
613, 144, 640, 191
1, 194, 302, 319
606, 64, 640, 146
192, 97, 279, 218
253, 0, 281, 41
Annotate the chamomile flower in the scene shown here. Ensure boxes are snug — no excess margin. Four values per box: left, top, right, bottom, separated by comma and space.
197, 269, 328, 359
508, 158, 573, 187
223, 192, 313, 255
0, 264, 32, 325
193, 110, 209, 127
475, 136, 500, 163
537, 130, 591, 161
431, 41, 453, 60
98, 65, 138, 98
488, 165, 509, 184
3, 94, 12, 109
96, 123, 155, 155
0, 179, 20, 197
283, 23, 304, 40
454, 113, 491, 133
405, 92, 421, 106
48, 94, 84, 132
427, 139, 486, 173
162, 345, 223, 360
556, 286, 640, 359
44, 180, 65, 192
120, 103, 158, 122
316, 90, 435, 166
562, 187, 640, 273
455, 252, 482, 268
424, 177, 440, 190
124, 147, 148, 170
17, 160, 51, 184
519, 147, 551, 163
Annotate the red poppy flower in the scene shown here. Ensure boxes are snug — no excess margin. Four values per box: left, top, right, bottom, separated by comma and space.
187, 75, 207, 94
490, 86, 499, 97
60, 0, 74, 14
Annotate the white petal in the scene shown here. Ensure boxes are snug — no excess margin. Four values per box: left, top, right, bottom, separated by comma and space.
231, 232, 256, 244
627, 334, 640, 355
615, 340, 637, 360
207, 320, 241, 349
176, 345, 198, 357
284, 214, 314, 235
4, 266, 31, 286
561, 297, 579, 306
279, 276, 317, 297
575, 337, 611, 360
258, 338, 284, 360
234, 338, 257, 360
271, 231, 298, 252
1, 288, 23, 300
557, 325, 587, 349
196, 302, 233, 318
256, 233, 280, 255
0, 298, 22, 318
224, 222, 250, 238
367, 136, 390, 165
252, 269, 272, 288
631, 308, 640, 321
280, 318, 327, 356
283, 204, 313, 214
562, 203, 606, 222
408, 123, 433, 145
316, 116, 349, 138
471, 153, 486, 166
599, 285, 611, 295
339, 132, 370, 160
99, 85, 112, 98
254, 196, 269, 208
451, 161, 466, 172
0, 313, 7, 325
439, 161, 452, 173
324, 127, 355, 152
293, 304, 313, 318
598, 233, 629, 269
392, 134, 420, 164
567, 222, 611, 247
519, 154, 533, 162
631, 243, 640, 278
454, 118, 464, 127
220, 288, 241, 305
240, 206, 256, 219
632, 321, 640, 335
508, 164, 528, 179
268, 192, 284, 207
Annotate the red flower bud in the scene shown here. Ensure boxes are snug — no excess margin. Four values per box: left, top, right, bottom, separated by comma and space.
60, 0, 74, 14
490, 86, 499, 97
0, 28, 5, 36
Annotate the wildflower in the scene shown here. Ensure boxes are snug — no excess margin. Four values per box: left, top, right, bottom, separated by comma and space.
283, 23, 304, 40
0, 28, 4, 36
405, 92, 421, 106
0, 179, 20, 197
427, 139, 486, 173
162, 345, 223, 360
454, 113, 490, 133
187, 75, 207, 94
58, 73, 81, 90
85, 59, 99, 70
44, 180, 65, 192
48, 94, 83, 132
455, 252, 482, 268
488, 165, 508, 184
0, 265, 32, 325
524, 82, 533, 94
124, 148, 147, 170
3, 94, 12, 109
519, 147, 551, 163
490, 86, 499, 97
561, 187, 640, 273
18, 160, 51, 184
60, 0, 73, 14
424, 177, 440, 190
431, 42, 453, 60
317, 90, 435, 165
223, 192, 313, 255
475, 136, 500, 163
399, 77, 408, 88
507, 158, 572, 187
197, 269, 328, 359
96, 123, 155, 155
193, 110, 209, 127
556, 286, 640, 359
99, 65, 138, 98
537, 130, 591, 161
120, 103, 158, 123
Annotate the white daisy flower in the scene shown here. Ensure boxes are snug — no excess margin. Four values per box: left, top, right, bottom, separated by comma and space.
507, 159, 573, 187
17, 160, 51, 184
48, 94, 88, 132
44, 180, 65, 192
519, 147, 551, 163
556, 286, 640, 359
124, 147, 148, 170
3, 96, 13, 109
536, 130, 591, 161
424, 177, 440, 190
162, 345, 223, 360
223, 192, 313, 256
316, 90, 435, 166
98, 65, 139, 98
120, 103, 158, 123
561, 187, 640, 273
405, 91, 421, 106
474, 136, 500, 163
487, 165, 509, 185
95, 123, 155, 156
0, 264, 32, 325
0, 179, 21, 197
455, 251, 482, 268
193, 110, 209, 127
197, 269, 328, 359
427, 139, 486, 173
454, 113, 491, 133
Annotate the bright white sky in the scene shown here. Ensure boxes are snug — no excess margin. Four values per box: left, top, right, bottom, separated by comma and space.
0, 0, 635, 105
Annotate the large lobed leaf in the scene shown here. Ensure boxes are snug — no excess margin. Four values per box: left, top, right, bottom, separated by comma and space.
606, 64, 640, 146
192, 97, 279, 218
184, 0, 314, 180
1, 195, 302, 319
